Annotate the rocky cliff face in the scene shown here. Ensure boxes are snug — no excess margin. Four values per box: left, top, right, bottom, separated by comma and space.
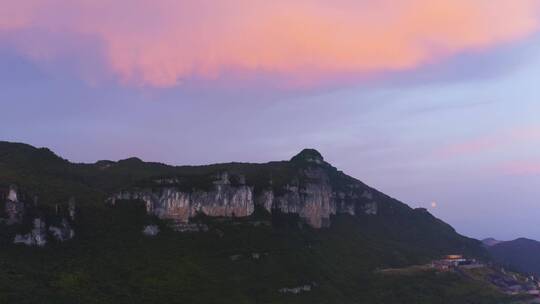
110, 149, 381, 229
4, 185, 25, 225
1, 186, 76, 246
14, 218, 48, 247
12, 217, 74, 247
109, 172, 254, 223
257, 166, 347, 228
7, 185, 18, 202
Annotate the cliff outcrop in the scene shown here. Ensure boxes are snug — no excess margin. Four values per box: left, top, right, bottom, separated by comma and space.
109, 171, 254, 223
109, 149, 381, 228
1, 186, 75, 246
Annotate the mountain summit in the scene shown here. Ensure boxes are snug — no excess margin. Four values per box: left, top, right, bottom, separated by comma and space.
290, 148, 325, 164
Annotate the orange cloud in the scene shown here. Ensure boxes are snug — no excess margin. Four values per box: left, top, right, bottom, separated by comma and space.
1, 0, 540, 87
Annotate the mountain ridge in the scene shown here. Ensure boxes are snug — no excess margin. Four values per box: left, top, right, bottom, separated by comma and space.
1, 140, 513, 304
0, 140, 483, 251
0, 142, 440, 224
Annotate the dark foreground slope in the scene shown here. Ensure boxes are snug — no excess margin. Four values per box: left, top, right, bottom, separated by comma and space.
0, 212, 510, 304
0, 141, 512, 303
486, 238, 540, 276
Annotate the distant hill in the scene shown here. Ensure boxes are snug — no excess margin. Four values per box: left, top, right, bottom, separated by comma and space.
487, 238, 540, 276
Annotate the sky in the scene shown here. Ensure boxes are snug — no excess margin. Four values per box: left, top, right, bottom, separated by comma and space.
1, 0, 540, 241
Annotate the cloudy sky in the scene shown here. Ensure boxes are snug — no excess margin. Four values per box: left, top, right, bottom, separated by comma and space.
1, 0, 540, 240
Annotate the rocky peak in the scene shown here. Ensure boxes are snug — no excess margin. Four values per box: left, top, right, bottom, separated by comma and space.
290, 149, 325, 165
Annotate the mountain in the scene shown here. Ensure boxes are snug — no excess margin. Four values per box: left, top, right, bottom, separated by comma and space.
487, 238, 540, 276
0, 141, 483, 253
0, 141, 518, 303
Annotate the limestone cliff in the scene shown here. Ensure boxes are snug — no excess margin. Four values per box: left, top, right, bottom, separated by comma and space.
14, 218, 48, 247
109, 149, 382, 229
1, 186, 76, 246
257, 166, 341, 228
255, 151, 376, 228
4, 185, 25, 225
109, 172, 254, 223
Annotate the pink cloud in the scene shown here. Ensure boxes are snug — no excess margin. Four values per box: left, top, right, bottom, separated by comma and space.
498, 161, 540, 176
437, 138, 500, 158
436, 126, 540, 158
1, 0, 540, 87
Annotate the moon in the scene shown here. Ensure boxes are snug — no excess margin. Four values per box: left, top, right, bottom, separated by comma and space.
431, 201, 437, 208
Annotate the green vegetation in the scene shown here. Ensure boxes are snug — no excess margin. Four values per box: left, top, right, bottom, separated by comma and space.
0, 206, 513, 304
0, 141, 517, 303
